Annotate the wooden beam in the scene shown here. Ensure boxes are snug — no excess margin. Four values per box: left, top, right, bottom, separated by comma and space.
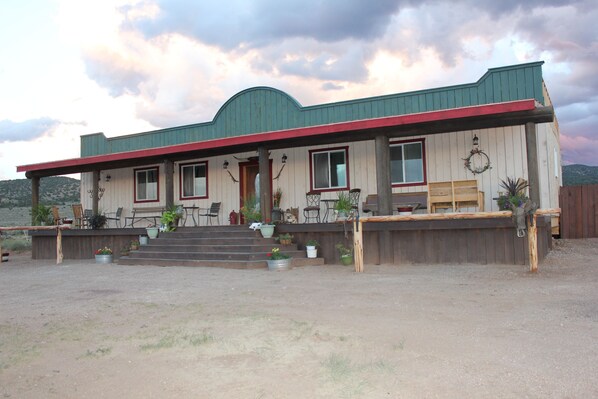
258, 146, 271, 222
92, 170, 99, 215
528, 214, 538, 273
31, 176, 40, 225
353, 219, 364, 272
525, 122, 541, 206
163, 159, 174, 209
375, 134, 393, 264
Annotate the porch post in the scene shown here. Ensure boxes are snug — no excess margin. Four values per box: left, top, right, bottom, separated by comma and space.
375, 134, 393, 264
525, 122, 541, 206
31, 176, 40, 225
164, 159, 174, 209
92, 170, 99, 214
258, 146, 271, 222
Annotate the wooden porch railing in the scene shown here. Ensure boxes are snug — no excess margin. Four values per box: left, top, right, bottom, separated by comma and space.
0, 225, 71, 264
352, 209, 560, 273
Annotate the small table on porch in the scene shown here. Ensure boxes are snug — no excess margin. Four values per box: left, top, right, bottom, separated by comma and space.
321, 199, 338, 223
183, 205, 200, 226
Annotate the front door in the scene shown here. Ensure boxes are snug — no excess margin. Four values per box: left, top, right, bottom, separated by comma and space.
239, 160, 273, 224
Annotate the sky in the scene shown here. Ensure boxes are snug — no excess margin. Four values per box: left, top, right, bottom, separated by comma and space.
0, 0, 596, 181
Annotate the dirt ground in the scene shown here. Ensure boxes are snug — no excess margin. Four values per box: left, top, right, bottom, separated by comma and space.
0, 239, 597, 398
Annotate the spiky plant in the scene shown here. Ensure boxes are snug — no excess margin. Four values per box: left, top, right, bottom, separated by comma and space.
498, 177, 529, 210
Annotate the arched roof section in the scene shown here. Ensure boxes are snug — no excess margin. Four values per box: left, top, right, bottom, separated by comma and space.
212, 86, 304, 136
79, 61, 546, 157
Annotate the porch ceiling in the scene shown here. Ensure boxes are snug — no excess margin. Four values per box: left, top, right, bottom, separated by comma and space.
18, 100, 553, 178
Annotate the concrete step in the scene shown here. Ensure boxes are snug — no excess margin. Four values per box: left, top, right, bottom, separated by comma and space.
127, 249, 306, 261
118, 257, 325, 269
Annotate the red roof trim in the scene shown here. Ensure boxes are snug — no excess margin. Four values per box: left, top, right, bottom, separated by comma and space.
17, 100, 537, 173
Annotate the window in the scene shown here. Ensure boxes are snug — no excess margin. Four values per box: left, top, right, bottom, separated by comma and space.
134, 167, 159, 203
180, 161, 208, 199
390, 139, 426, 186
310, 147, 349, 191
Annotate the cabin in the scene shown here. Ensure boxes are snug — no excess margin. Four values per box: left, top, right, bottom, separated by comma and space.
18, 61, 561, 266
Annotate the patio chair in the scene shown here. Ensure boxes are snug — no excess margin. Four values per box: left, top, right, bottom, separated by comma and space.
51, 206, 65, 225
348, 188, 361, 217
105, 207, 123, 228
83, 209, 93, 228
199, 202, 221, 225
303, 191, 321, 223
71, 204, 85, 228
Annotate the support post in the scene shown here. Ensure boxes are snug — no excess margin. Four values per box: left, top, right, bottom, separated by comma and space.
353, 219, 364, 272
375, 134, 393, 264
258, 146, 271, 222
528, 214, 538, 273
164, 159, 174, 209
92, 170, 100, 215
31, 176, 40, 225
525, 122, 541, 207
56, 228, 63, 265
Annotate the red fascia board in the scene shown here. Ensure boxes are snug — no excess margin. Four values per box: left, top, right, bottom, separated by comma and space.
17, 100, 536, 173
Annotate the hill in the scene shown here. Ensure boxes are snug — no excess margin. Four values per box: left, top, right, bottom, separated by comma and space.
0, 176, 80, 208
562, 164, 598, 186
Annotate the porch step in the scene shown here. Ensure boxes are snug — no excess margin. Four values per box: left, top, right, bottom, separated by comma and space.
120, 225, 325, 269
118, 257, 325, 269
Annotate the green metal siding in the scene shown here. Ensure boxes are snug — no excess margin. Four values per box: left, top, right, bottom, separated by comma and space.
81, 61, 545, 157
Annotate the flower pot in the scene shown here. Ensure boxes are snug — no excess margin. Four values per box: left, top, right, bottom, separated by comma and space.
306, 246, 318, 258
336, 211, 348, 221
267, 258, 292, 271
95, 254, 113, 264
146, 227, 159, 239
139, 235, 149, 245
397, 206, 413, 215
260, 224, 275, 238
340, 254, 353, 266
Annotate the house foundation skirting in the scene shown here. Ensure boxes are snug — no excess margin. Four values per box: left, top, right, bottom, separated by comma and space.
29, 217, 553, 266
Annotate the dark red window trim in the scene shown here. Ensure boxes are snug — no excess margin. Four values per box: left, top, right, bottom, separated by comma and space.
389, 138, 427, 188
134, 166, 160, 204
178, 160, 209, 200
308, 146, 350, 193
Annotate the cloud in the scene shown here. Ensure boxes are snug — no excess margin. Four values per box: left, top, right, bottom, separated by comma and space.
0, 117, 60, 142
560, 133, 598, 166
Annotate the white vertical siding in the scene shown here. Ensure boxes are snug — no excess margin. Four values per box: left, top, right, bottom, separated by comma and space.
79, 123, 559, 222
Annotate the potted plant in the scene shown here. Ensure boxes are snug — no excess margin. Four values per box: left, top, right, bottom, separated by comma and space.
335, 191, 353, 221
306, 239, 319, 258
31, 204, 52, 225
161, 205, 183, 232
497, 177, 530, 211
94, 246, 113, 263
336, 242, 353, 266
275, 233, 294, 245
240, 195, 261, 224
146, 224, 159, 239
129, 240, 140, 251
89, 213, 107, 229
260, 218, 275, 238
266, 247, 292, 271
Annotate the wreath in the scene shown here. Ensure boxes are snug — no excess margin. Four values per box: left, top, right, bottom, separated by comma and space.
463, 148, 491, 174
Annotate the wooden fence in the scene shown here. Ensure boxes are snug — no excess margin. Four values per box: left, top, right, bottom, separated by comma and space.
559, 184, 598, 239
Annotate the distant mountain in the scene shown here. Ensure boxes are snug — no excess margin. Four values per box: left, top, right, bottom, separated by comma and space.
562, 164, 598, 186
0, 176, 80, 208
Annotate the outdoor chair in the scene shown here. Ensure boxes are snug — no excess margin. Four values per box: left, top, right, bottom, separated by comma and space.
71, 204, 85, 228
83, 209, 93, 228
105, 207, 123, 228
51, 206, 65, 225
348, 188, 361, 217
200, 202, 221, 225
303, 191, 321, 223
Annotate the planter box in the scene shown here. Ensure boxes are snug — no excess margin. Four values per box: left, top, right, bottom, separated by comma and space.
95, 254, 113, 264
267, 258, 292, 271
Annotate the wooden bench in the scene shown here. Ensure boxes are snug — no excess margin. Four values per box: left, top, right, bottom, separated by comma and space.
362, 192, 428, 215
125, 207, 166, 228
428, 180, 484, 213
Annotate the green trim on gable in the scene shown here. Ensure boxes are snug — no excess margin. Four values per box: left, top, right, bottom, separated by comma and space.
82, 61, 545, 157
